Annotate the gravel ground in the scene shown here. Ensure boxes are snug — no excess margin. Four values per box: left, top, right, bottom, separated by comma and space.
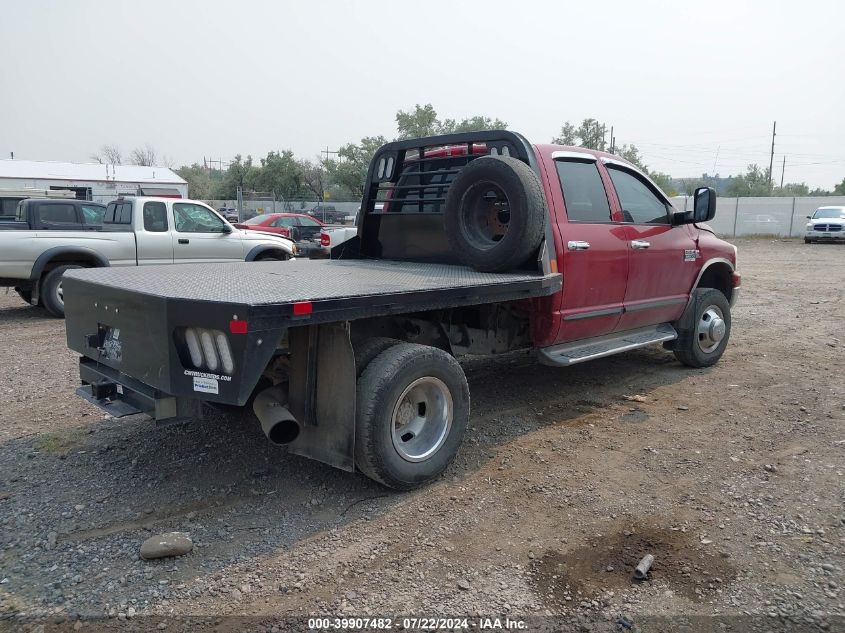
0, 238, 843, 632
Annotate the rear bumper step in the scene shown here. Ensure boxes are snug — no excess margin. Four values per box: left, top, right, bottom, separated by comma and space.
538, 323, 678, 367
78, 358, 179, 420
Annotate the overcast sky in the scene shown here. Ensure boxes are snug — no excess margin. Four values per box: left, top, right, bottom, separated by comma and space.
1, 0, 843, 188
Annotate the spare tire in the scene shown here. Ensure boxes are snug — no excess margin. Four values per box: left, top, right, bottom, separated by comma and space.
444, 155, 545, 272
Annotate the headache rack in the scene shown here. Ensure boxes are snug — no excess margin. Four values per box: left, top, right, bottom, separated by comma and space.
348, 130, 540, 264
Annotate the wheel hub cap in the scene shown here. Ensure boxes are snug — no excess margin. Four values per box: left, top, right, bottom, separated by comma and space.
697, 306, 726, 353
390, 376, 453, 463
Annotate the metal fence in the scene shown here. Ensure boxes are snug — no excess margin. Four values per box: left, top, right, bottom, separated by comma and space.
670, 196, 845, 238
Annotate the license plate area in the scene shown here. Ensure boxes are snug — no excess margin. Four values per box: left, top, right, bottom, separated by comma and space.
85, 323, 123, 363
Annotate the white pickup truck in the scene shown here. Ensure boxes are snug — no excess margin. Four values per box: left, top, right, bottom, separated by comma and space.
0, 197, 296, 317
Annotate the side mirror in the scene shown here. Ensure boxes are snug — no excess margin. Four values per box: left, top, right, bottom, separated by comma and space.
806, 215, 811, 219
693, 187, 717, 223
222, 223, 233, 234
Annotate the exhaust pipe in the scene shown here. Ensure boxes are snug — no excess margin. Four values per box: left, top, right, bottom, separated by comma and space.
253, 384, 300, 445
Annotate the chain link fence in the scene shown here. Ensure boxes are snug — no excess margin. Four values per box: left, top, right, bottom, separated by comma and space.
670, 196, 845, 238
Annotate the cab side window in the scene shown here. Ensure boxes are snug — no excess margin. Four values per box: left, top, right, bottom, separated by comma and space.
607, 167, 671, 224
555, 160, 612, 222
174, 203, 226, 233
81, 204, 105, 225
39, 203, 78, 224
143, 201, 168, 232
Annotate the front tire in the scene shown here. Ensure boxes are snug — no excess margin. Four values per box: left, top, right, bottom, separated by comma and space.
355, 343, 470, 490
673, 288, 731, 368
804, 238, 812, 244
41, 265, 82, 318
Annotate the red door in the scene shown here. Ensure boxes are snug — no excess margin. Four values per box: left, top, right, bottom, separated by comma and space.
546, 156, 630, 343
602, 163, 699, 330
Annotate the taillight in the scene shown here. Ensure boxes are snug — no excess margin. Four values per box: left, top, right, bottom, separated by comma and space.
180, 328, 235, 375
280, 227, 290, 237
320, 232, 330, 247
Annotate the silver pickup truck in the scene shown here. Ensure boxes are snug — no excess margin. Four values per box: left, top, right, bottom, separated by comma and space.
0, 196, 296, 317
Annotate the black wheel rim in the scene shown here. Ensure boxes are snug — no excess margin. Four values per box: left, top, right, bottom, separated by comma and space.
458, 181, 511, 251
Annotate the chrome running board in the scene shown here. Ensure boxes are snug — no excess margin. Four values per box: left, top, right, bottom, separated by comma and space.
538, 323, 677, 367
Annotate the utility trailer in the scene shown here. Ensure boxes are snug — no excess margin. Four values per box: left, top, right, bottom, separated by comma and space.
65, 130, 739, 489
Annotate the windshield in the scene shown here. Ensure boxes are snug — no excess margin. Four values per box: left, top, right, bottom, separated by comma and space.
243, 215, 270, 225
813, 208, 845, 219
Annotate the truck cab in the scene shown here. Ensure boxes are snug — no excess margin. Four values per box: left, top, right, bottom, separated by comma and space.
530, 144, 738, 348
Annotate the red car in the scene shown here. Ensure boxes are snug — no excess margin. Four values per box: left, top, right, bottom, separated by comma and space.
234, 213, 324, 242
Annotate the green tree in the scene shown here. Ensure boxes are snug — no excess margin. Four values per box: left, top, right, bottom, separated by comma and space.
551, 122, 577, 145
325, 136, 388, 198
213, 155, 258, 199
772, 182, 810, 197
551, 118, 606, 150
832, 178, 845, 195
253, 150, 303, 200
395, 104, 507, 140
648, 171, 677, 197
679, 178, 708, 196
726, 164, 772, 197
299, 158, 328, 201
448, 114, 508, 134
617, 144, 646, 171
176, 164, 214, 200
575, 118, 607, 151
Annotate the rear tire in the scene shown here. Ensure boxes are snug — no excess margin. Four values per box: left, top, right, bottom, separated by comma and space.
444, 155, 545, 273
41, 265, 82, 318
673, 288, 731, 368
353, 337, 401, 377
355, 343, 470, 490
804, 238, 812, 244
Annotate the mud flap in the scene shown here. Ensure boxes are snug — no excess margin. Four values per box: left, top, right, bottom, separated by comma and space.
664, 290, 701, 351
286, 323, 356, 471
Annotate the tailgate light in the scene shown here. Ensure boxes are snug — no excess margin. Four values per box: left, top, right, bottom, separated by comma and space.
320, 232, 330, 247
185, 328, 203, 368
181, 327, 235, 375
229, 319, 248, 334
200, 330, 219, 371
293, 301, 313, 316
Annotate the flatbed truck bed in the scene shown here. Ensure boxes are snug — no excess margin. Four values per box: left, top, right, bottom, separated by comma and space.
64, 258, 561, 326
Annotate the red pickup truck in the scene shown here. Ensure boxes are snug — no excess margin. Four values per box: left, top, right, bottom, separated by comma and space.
64, 131, 739, 490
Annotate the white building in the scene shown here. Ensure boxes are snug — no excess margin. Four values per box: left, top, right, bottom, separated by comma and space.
0, 159, 188, 204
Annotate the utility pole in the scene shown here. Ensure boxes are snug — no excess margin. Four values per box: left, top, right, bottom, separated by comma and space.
321, 146, 339, 162
780, 155, 786, 188
609, 126, 615, 154
768, 121, 776, 190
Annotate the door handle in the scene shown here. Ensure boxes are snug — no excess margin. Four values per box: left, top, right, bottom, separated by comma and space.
178, 238, 190, 244
631, 240, 650, 250
567, 240, 590, 251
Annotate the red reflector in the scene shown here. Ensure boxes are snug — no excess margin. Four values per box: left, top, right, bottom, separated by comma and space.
293, 301, 313, 316
229, 319, 248, 334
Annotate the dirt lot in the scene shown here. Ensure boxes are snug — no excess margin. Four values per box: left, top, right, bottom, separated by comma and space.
0, 238, 843, 632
